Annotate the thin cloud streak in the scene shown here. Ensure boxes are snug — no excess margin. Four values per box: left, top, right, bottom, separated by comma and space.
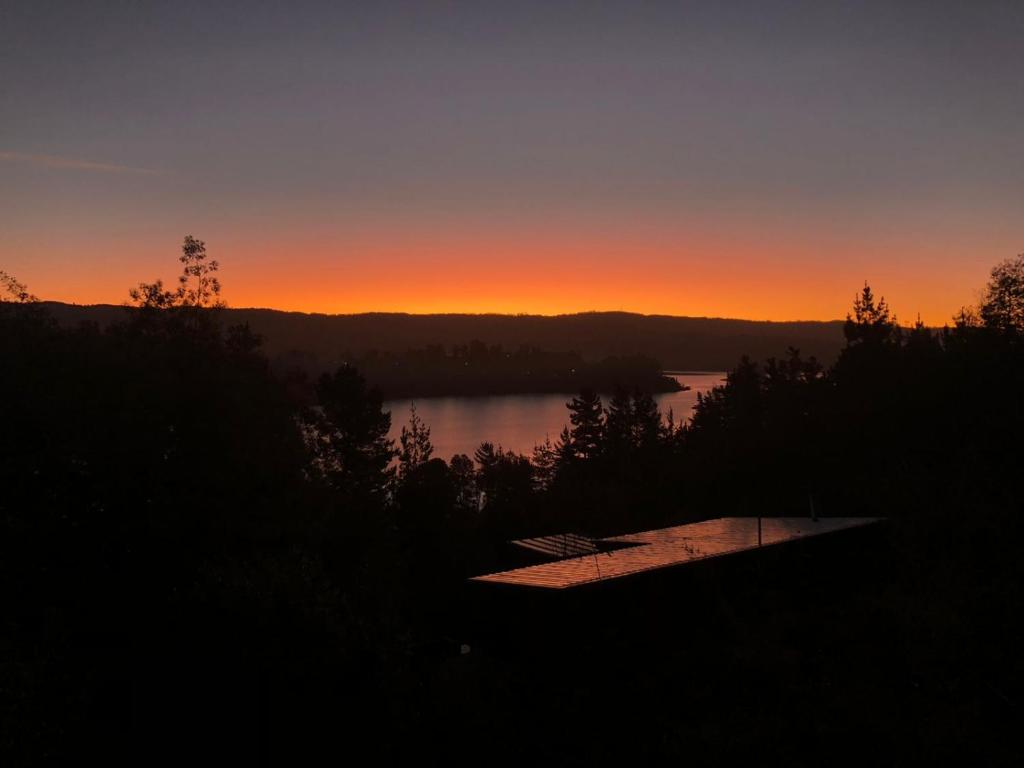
0, 151, 164, 175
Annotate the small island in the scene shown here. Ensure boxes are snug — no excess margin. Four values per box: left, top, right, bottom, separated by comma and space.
320, 342, 685, 399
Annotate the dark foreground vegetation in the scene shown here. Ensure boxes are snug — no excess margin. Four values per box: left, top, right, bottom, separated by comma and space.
2, 244, 1022, 765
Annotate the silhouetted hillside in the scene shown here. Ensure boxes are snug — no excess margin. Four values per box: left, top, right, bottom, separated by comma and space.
42, 303, 846, 373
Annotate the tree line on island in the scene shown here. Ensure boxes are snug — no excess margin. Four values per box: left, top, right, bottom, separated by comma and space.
2, 241, 1022, 763
318, 343, 682, 398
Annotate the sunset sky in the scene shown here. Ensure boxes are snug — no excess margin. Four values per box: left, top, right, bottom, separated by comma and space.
2, 0, 1021, 324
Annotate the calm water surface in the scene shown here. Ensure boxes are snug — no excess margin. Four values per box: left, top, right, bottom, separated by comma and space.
386, 373, 725, 460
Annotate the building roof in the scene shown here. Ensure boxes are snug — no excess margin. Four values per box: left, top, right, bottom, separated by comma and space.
471, 516, 883, 589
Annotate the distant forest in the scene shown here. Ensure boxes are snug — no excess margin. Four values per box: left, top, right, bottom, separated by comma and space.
41, 301, 846, 375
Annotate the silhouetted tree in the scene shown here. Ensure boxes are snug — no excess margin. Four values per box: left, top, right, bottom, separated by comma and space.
531, 436, 558, 491
630, 389, 661, 450
176, 234, 223, 308
844, 282, 899, 347
564, 388, 604, 461
474, 443, 534, 536
604, 388, 634, 455
309, 364, 396, 501
130, 235, 224, 310
980, 253, 1024, 333
0, 270, 38, 303
0, 270, 47, 330
603, 387, 661, 459
833, 282, 903, 410
398, 403, 433, 480
554, 425, 575, 466
688, 356, 762, 439
449, 453, 480, 512
394, 457, 460, 598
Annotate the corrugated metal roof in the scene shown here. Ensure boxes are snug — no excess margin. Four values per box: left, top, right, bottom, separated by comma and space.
511, 533, 599, 558
471, 516, 883, 589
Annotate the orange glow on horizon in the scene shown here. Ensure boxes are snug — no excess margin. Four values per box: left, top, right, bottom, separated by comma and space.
11, 227, 1001, 327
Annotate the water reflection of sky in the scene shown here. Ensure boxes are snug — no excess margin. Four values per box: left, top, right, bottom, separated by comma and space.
386, 373, 726, 461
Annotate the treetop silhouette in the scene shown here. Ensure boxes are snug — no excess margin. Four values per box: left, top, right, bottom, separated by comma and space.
130, 235, 224, 310
0, 270, 38, 303
980, 252, 1024, 333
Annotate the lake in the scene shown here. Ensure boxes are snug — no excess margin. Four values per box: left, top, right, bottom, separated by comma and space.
385, 372, 726, 460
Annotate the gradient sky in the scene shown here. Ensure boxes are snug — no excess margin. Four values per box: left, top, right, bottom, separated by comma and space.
2, 0, 1022, 323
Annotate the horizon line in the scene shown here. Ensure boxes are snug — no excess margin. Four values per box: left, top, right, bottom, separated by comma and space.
38, 298, 857, 325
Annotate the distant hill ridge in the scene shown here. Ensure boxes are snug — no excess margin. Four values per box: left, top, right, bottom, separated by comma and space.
40, 302, 846, 373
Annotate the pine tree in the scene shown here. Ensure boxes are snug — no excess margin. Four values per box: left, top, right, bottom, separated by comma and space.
309, 364, 396, 499
844, 282, 898, 347
604, 388, 634, 454
531, 436, 558, 490
631, 389, 661, 449
566, 388, 604, 460
398, 403, 433, 480
449, 453, 479, 511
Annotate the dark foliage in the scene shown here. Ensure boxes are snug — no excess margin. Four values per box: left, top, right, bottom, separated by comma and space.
4, 253, 1023, 764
